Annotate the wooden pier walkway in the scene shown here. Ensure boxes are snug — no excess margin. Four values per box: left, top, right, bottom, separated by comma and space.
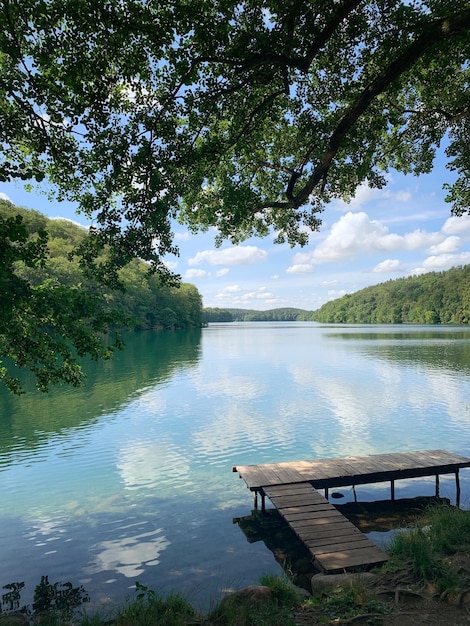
263, 482, 387, 572
234, 450, 470, 573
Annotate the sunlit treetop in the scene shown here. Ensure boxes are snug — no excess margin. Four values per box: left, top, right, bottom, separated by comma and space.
1, 0, 469, 283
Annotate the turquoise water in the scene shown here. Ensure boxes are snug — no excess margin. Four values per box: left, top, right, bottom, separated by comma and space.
1, 323, 470, 611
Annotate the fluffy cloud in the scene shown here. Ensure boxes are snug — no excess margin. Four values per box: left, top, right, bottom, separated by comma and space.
286, 263, 314, 274
217, 285, 242, 296
373, 259, 403, 273
216, 268, 230, 277
427, 236, 461, 255
442, 215, 470, 235
189, 245, 267, 266
0, 192, 11, 201
329, 181, 411, 212
242, 287, 273, 301
416, 251, 470, 271
290, 211, 453, 266
184, 268, 209, 279
164, 259, 178, 271
214, 284, 279, 307
174, 230, 191, 241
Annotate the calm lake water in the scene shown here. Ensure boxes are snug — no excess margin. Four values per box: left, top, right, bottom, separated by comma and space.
2, 322, 470, 612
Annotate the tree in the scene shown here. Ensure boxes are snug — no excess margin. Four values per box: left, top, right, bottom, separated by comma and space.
1, 0, 469, 385
0, 205, 123, 393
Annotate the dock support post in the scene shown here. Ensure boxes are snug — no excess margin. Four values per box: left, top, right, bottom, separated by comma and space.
352, 485, 357, 502
456, 471, 461, 508
435, 474, 440, 497
261, 492, 266, 513
391, 479, 395, 501
254, 491, 258, 510
325, 487, 329, 500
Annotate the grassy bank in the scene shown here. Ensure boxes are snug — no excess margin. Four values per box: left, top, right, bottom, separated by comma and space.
2, 504, 470, 625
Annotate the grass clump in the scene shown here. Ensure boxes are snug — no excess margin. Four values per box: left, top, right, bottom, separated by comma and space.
385, 504, 470, 594
306, 579, 389, 624
113, 582, 197, 626
207, 574, 302, 625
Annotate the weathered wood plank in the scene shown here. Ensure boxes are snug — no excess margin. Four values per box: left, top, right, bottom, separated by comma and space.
235, 450, 470, 492
264, 481, 388, 572
316, 549, 388, 572
298, 524, 364, 542
235, 450, 470, 574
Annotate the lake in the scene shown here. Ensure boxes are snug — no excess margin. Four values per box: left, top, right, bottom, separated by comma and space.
1, 322, 470, 613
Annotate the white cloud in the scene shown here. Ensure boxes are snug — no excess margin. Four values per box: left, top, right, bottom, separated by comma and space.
216, 268, 230, 277
0, 192, 11, 201
164, 260, 178, 271
373, 259, 403, 273
242, 287, 273, 301
185, 268, 209, 279
427, 236, 461, 255
216, 285, 242, 298
174, 230, 191, 241
286, 263, 314, 274
442, 215, 470, 235
327, 289, 347, 299
330, 181, 410, 212
189, 245, 267, 266
415, 251, 470, 271
291, 212, 449, 266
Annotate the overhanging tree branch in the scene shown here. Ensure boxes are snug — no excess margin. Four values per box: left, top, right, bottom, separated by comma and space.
293, 8, 470, 206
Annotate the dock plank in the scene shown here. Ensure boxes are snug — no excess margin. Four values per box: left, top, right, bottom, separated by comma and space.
263, 483, 388, 573
235, 450, 470, 573
235, 450, 470, 492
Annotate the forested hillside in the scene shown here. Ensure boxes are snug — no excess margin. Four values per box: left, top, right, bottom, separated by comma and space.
1, 200, 203, 332
203, 307, 314, 322
313, 266, 470, 324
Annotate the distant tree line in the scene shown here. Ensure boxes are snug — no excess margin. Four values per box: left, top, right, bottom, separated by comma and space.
1, 200, 203, 333
313, 266, 470, 324
203, 307, 315, 322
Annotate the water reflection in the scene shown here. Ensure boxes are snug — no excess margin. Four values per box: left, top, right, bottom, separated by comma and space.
117, 440, 191, 491
2, 323, 470, 612
0, 329, 202, 465
87, 524, 170, 578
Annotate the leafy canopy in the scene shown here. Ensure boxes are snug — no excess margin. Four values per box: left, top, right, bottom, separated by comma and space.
0, 0, 469, 391
1, 0, 469, 278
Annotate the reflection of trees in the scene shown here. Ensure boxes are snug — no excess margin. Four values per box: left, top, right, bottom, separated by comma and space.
362, 342, 470, 375
1, 576, 89, 621
0, 329, 201, 462
326, 330, 470, 375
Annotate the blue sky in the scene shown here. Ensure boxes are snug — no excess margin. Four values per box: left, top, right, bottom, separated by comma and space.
2, 149, 470, 312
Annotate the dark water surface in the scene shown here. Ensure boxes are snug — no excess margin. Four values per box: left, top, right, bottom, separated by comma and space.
1, 323, 470, 612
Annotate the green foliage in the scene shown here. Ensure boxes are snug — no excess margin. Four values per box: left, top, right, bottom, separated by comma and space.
1, 0, 470, 391
32, 575, 90, 623
208, 574, 301, 626
0, 200, 124, 393
0, 0, 469, 281
258, 573, 302, 607
313, 265, 470, 324
0, 200, 202, 393
386, 505, 470, 593
114, 582, 196, 626
203, 308, 234, 323
307, 579, 389, 623
243, 308, 314, 322
1, 577, 89, 624
205, 307, 316, 322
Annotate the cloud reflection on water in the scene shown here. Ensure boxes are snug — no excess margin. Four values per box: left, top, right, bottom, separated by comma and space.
87, 527, 170, 578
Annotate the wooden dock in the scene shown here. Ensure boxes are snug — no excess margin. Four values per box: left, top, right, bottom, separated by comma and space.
234, 450, 470, 573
